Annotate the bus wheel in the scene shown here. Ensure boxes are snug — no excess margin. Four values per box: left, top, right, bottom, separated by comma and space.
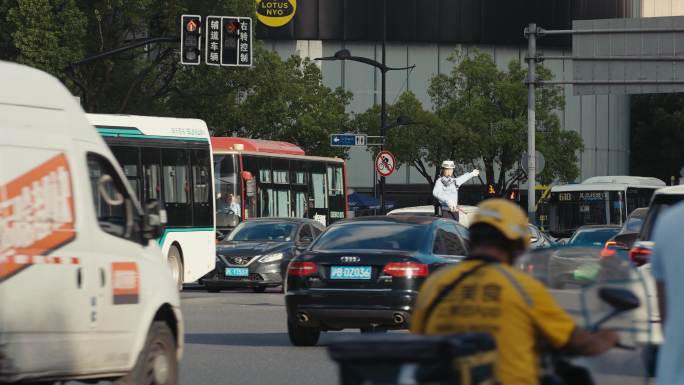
167, 246, 183, 291
116, 321, 178, 385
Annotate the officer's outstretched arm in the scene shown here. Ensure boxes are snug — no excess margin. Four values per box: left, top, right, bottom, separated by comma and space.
454, 170, 479, 186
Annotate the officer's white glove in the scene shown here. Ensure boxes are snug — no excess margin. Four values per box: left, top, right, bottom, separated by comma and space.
472, 169, 480, 177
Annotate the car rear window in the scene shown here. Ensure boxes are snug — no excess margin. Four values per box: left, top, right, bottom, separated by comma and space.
640, 194, 684, 241
623, 217, 644, 233
569, 228, 620, 247
311, 222, 429, 252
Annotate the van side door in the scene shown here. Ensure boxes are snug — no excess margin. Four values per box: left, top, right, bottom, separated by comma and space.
0, 140, 94, 378
80, 148, 148, 372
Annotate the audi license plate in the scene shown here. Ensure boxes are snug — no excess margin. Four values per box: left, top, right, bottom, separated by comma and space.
330, 266, 372, 280
225, 268, 249, 277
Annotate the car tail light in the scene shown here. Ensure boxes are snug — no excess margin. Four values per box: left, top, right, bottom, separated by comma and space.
600, 241, 618, 258
629, 247, 652, 267
288, 261, 318, 277
383, 262, 429, 278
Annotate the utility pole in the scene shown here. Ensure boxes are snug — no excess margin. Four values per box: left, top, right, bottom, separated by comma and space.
379, 0, 388, 214
525, 23, 537, 224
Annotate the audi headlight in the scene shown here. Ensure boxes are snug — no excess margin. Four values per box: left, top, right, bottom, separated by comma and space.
259, 252, 284, 263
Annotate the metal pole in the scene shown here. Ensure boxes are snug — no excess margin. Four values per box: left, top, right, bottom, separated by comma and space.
379, 0, 387, 215
526, 23, 537, 224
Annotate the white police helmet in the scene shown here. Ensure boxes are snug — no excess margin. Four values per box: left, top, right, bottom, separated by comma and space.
441, 160, 455, 169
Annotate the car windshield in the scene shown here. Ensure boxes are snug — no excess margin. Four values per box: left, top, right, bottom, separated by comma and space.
568, 228, 620, 247
226, 222, 296, 242
311, 222, 429, 252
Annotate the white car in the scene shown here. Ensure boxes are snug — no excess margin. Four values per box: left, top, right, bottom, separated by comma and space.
386, 205, 479, 227
0, 61, 182, 384
629, 185, 684, 351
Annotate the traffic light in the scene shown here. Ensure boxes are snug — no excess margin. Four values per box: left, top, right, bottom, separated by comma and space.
181, 15, 202, 65
509, 190, 518, 201
221, 17, 240, 66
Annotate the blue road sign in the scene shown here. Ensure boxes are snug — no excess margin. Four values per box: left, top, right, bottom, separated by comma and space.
330, 134, 366, 147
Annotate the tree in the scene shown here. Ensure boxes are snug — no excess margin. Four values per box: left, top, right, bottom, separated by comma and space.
351, 50, 583, 194
168, 48, 352, 157
429, 50, 583, 196
1, 0, 351, 157
350, 91, 458, 186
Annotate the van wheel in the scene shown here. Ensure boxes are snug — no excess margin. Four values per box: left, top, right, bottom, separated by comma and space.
116, 321, 177, 385
287, 320, 320, 346
167, 246, 183, 291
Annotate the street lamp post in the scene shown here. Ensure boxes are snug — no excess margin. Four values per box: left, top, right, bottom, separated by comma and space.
315, 52, 414, 214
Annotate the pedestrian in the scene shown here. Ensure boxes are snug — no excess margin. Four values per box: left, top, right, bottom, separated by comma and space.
650, 200, 684, 385
411, 199, 619, 385
432, 160, 479, 221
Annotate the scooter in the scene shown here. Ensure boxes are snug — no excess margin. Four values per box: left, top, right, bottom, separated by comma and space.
539, 287, 640, 385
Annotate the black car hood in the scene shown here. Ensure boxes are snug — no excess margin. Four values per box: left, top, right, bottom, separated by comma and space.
217, 241, 292, 257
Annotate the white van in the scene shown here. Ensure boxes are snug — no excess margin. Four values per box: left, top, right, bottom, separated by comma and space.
0, 62, 183, 384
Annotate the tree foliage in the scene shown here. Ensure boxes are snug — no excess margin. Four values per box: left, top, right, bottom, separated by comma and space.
0, 0, 351, 157
353, 50, 584, 194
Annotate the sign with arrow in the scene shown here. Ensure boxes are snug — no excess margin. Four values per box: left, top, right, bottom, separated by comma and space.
330, 134, 367, 147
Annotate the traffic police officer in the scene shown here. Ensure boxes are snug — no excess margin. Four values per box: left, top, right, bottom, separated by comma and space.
432, 160, 479, 221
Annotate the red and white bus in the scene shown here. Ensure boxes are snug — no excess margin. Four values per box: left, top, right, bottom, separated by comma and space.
212, 137, 348, 236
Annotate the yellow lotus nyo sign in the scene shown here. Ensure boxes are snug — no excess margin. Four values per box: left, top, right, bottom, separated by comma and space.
256, 0, 296, 27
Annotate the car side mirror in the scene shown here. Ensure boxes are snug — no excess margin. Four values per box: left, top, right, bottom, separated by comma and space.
599, 287, 640, 312
143, 200, 166, 241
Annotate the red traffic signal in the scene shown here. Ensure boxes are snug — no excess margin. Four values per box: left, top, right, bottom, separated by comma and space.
225, 20, 240, 35
181, 15, 202, 65
185, 19, 199, 32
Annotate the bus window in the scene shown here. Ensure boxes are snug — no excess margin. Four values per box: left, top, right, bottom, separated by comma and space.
242, 155, 259, 219
142, 148, 161, 203
627, 187, 657, 212
327, 164, 346, 222
259, 156, 272, 183
294, 191, 307, 217
549, 191, 623, 238
275, 189, 290, 217
260, 187, 273, 217
191, 148, 212, 227
291, 161, 309, 218
327, 165, 344, 196
311, 172, 327, 209
162, 148, 191, 226
214, 154, 240, 228
273, 170, 289, 184
110, 146, 140, 199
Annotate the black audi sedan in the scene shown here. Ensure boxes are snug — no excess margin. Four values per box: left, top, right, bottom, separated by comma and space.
202, 218, 324, 293
284, 216, 469, 346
